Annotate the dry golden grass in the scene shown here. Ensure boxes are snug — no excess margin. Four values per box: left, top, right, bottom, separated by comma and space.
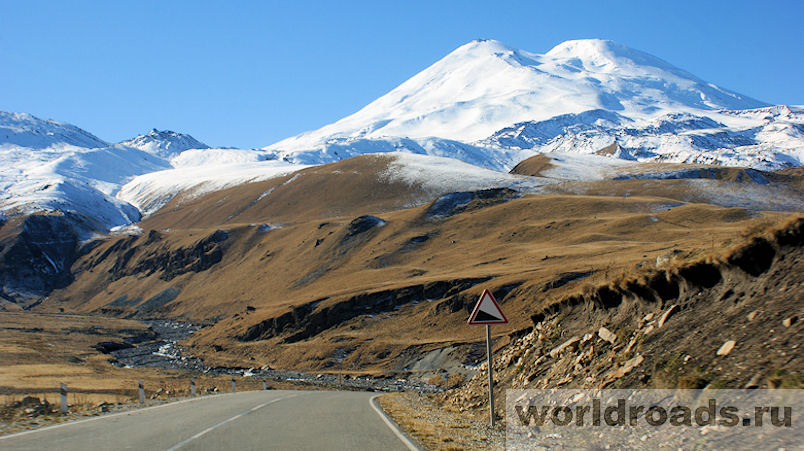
509, 153, 556, 177
141, 154, 427, 230
28, 154, 801, 373
0, 312, 293, 410
377, 393, 504, 450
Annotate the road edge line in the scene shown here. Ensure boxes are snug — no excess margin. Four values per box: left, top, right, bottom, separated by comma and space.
370, 395, 423, 451
0, 390, 279, 441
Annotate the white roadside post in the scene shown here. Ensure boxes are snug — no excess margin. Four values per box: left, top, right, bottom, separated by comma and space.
59, 383, 68, 414
138, 379, 145, 404
467, 289, 508, 427
191, 378, 196, 396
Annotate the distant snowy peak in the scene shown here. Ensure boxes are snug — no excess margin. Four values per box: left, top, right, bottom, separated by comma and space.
0, 111, 108, 150
120, 129, 209, 159
268, 38, 768, 151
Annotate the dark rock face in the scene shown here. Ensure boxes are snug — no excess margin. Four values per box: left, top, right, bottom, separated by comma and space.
238, 276, 491, 343
345, 216, 386, 238
0, 214, 79, 305
93, 340, 134, 354
426, 188, 520, 219
97, 230, 229, 282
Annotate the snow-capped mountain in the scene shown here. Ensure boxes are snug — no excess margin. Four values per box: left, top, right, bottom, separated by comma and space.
267, 39, 768, 154
120, 129, 209, 159
117, 148, 305, 216
264, 39, 802, 171
0, 114, 221, 233
1, 38, 802, 237
0, 111, 108, 151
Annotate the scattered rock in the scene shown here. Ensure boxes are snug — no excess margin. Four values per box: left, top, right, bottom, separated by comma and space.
643, 325, 655, 335
747, 310, 758, 321
744, 373, 762, 389
624, 336, 638, 355
611, 354, 644, 379
717, 340, 736, 356
549, 336, 580, 358
598, 326, 616, 344
656, 249, 682, 267
658, 305, 679, 328
783, 316, 798, 328
95, 402, 112, 412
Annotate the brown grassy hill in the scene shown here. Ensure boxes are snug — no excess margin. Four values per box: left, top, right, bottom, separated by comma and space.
140, 154, 431, 230
509, 154, 556, 177
40, 156, 800, 377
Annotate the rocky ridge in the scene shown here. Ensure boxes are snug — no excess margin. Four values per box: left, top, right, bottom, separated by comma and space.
445, 218, 804, 415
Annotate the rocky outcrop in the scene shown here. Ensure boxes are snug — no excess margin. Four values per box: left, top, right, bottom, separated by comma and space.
445, 218, 803, 414
238, 277, 491, 343
425, 188, 520, 219
91, 230, 229, 282
0, 214, 79, 306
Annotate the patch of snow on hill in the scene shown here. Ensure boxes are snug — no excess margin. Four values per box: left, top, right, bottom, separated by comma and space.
380, 152, 545, 196
267, 136, 526, 172
118, 155, 308, 216
170, 148, 274, 168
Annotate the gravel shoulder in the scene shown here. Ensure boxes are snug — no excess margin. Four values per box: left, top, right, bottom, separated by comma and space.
378, 392, 505, 450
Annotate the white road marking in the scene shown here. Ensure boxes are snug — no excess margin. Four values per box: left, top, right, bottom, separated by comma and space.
165, 394, 298, 451
0, 392, 232, 441
370, 395, 422, 451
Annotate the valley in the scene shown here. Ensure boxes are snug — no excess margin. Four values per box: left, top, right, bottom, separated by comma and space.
1, 37, 802, 446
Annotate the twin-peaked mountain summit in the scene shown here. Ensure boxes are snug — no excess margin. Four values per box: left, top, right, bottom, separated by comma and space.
0, 38, 802, 235
269, 38, 766, 150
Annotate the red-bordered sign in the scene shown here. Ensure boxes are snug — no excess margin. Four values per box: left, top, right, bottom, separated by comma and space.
468, 289, 508, 325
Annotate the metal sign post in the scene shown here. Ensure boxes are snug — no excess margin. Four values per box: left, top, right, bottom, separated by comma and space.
486, 324, 494, 426
467, 289, 508, 427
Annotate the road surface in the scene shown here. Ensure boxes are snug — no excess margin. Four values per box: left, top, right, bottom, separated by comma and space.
0, 390, 418, 450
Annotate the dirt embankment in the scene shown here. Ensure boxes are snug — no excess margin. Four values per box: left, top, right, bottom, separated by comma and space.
445, 217, 803, 416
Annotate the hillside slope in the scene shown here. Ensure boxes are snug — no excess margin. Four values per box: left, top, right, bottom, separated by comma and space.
446, 218, 803, 415
38, 157, 801, 376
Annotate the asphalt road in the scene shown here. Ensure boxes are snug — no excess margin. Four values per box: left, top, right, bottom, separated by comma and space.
0, 390, 418, 450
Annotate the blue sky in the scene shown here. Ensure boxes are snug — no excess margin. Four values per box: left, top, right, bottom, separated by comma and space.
1, 0, 802, 148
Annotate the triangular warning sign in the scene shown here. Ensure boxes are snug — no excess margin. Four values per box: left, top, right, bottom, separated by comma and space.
468, 289, 508, 325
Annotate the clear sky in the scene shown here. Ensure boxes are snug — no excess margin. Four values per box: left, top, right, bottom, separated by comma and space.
1, 0, 802, 148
